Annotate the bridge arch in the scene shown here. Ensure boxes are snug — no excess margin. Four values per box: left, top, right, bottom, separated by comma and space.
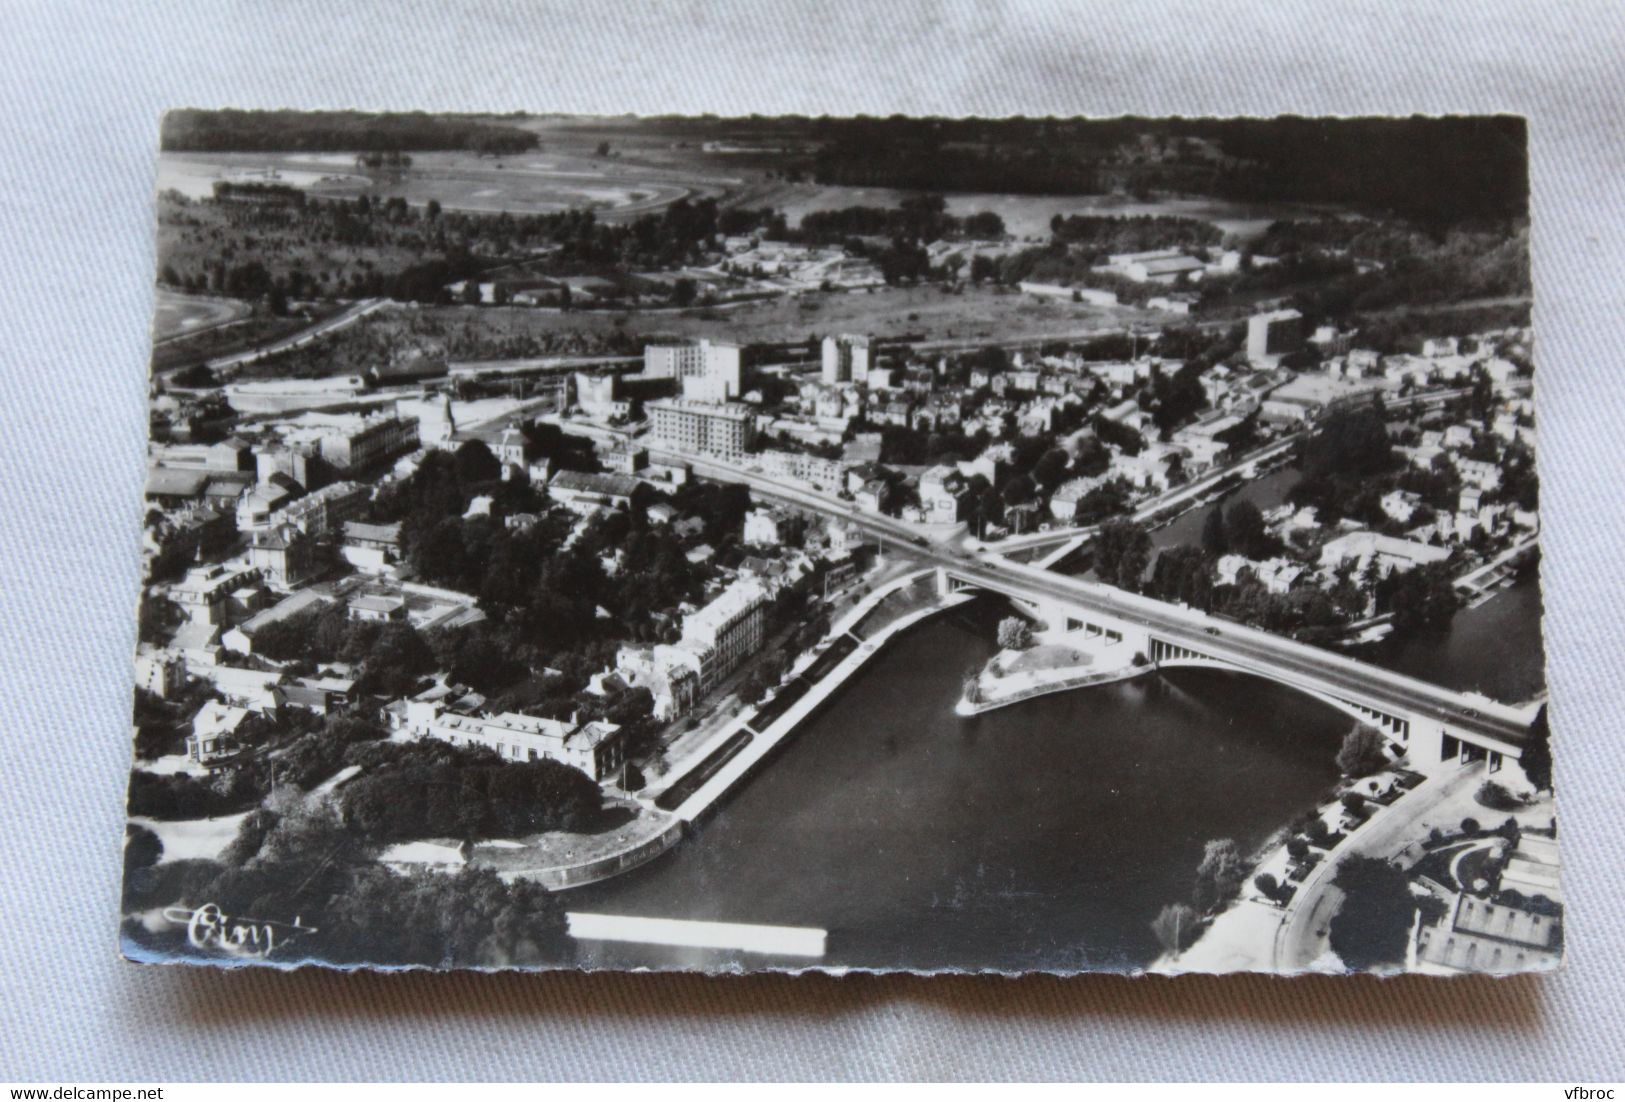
1147, 642, 1413, 744
936, 565, 1523, 772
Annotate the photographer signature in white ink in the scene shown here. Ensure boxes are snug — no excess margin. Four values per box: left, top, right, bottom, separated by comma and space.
162, 902, 317, 958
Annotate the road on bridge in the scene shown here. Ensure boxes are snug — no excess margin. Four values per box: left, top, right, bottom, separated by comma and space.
673, 453, 1532, 757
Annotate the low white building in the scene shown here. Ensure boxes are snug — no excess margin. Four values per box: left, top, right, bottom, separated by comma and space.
397, 700, 625, 781
1454, 457, 1503, 492
1216, 555, 1304, 594
1049, 475, 1111, 522
1380, 490, 1423, 524
613, 646, 700, 721
187, 700, 250, 767
1319, 531, 1451, 577
743, 505, 806, 547
548, 470, 640, 515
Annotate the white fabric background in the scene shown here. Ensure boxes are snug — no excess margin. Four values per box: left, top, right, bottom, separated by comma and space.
2, 0, 1622, 1081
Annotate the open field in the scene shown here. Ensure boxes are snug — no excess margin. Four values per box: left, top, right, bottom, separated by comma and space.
424, 284, 1163, 353
158, 146, 740, 220
150, 288, 249, 343
216, 285, 1164, 380
157, 115, 1347, 240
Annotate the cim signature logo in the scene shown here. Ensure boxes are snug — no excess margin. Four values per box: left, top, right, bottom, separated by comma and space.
162, 902, 317, 959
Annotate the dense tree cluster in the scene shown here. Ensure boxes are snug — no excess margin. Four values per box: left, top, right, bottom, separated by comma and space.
1522, 704, 1553, 792
157, 190, 773, 305
1049, 214, 1221, 260
792, 115, 1526, 225
122, 791, 573, 968
1150, 902, 1201, 953
1327, 855, 1415, 971
1194, 837, 1246, 912
1336, 724, 1390, 777
1146, 360, 1210, 436
1375, 562, 1461, 634
1288, 407, 1400, 523
1198, 500, 1277, 560
1092, 519, 1152, 591
796, 195, 1005, 245
251, 608, 436, 698
1269, 224, 1531, 319
996, 617, 1034, 651
1092, 413, 1144, 457
1148, 545, 1214, 609
805, 117, 1133, 195
127, 767, 262, 821
339, 740, 606, 843
128, 709, 389, 823
329, 443, 759, 716
161, 109, 541, 155
1353, 301, 1531, 357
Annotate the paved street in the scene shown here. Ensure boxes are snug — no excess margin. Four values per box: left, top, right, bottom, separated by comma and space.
1272, 763, 1482, 970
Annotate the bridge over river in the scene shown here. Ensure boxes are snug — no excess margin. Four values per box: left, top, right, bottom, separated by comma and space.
670, 451, 1537, 775
935, 560, 1536, 773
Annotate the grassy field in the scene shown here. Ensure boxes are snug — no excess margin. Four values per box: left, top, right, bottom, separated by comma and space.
157, 144, 737, 221
421, 284, 1162, 355
158, 118, 1342, 241
150, 288, 250, 342
227, 285, 1165, 379
1007, 644, 1093, 673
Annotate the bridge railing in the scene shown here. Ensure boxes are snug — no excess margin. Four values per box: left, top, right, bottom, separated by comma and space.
949, 561, 1532, 738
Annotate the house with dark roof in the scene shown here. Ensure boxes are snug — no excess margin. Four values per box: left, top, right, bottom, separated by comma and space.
247, 524, 318, 590
547, 469, 639, 515
144, 466, 211, 504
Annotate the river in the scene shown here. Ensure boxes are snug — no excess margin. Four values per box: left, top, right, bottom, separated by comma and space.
569, 597, 1348, 973
566, 485, 1547, 972
1150, 464, 1303, 550
1352, 571, 1546, 703
1149, 464, 1546, 703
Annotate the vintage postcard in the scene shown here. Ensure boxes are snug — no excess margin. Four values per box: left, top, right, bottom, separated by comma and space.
123, 111, 1556, 975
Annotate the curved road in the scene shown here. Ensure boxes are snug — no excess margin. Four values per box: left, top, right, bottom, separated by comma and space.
200, 297, 390, 375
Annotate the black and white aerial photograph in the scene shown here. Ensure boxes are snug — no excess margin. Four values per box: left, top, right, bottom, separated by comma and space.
122, 109, 1556, 976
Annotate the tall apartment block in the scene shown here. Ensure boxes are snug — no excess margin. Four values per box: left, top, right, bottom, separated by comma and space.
821, 333, 871, 385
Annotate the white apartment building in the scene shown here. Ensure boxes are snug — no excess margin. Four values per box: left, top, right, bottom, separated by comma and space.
317, 413, 420, 472
169, 562, 261, 625
755, 449, 848, 493
918, 465, 967, 524
645, 339, 743, 399
613, 645, 700, 721
821, 334, 871, 385
647, 399, 756, 462
270, 480, 369, 538
398, 700, 625, 782
664, 579, 767, 693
